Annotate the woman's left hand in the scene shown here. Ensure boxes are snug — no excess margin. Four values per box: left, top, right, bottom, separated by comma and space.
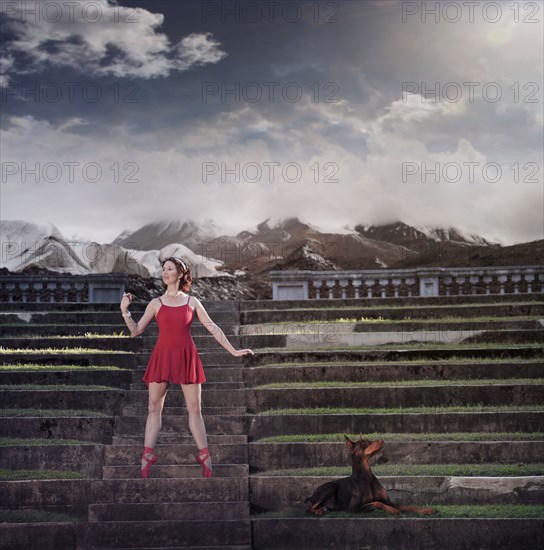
231, 348, 254, 357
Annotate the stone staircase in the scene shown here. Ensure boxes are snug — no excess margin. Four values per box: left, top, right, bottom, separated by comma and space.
0, 301, 251, 550
239, 294, 544, 549
0, 293, 543, 549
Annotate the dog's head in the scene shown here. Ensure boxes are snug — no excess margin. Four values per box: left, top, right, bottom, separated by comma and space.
344, 434, 384, 460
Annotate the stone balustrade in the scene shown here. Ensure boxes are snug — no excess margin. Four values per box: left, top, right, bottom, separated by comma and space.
269, 266, 544, 300
0, 274, 128, 303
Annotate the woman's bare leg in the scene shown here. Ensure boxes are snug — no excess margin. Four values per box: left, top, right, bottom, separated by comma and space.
141, 382, 169, 469
181, 383, 208, 450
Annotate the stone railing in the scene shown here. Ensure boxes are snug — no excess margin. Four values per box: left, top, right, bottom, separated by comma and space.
0, 274, 128, 303
269, 266, 544, 300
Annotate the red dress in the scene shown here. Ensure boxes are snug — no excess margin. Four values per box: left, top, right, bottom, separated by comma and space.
142, 296, 206, 386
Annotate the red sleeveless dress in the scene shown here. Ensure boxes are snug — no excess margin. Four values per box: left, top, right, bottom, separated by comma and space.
142, 296, 206, 386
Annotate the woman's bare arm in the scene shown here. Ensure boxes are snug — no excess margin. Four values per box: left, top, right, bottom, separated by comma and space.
120, 293, 159, 337
192, 296, 253, 356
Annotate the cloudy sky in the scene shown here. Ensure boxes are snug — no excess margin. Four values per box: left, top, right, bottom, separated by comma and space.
1, 0, 542, 245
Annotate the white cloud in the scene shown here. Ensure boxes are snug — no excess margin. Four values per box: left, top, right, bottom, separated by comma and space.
0, 0, 227, 82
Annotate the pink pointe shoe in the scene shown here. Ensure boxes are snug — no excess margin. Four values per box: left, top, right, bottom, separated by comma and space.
141, 446, 158, 479
196, 446, 213, 478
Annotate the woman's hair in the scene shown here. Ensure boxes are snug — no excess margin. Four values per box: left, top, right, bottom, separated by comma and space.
161, 256, 193, 293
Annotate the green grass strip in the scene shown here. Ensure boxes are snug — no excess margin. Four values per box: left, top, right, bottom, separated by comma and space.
0, 347, 130, 354
0, 469, 88, 480
0, 509, 87, 523
255, 432, 544, 443
256, 404, 544, 416
248, 301, 542, 312
255, 357, 541, 367
255, 343, 542, 352
0, 408, 110, 418
0, 438, 97, 446
0, 364, 126, 371
0, 384, 120, 391
255, 378, 544, 390
255, 315, 541, 325
254, 463, 544, 477
253, 504, 544, 519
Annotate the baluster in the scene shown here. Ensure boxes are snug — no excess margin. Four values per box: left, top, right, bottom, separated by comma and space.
497, 275, 508, 295
19, 282, 29, 303
5, 283, 15, 303
469, 276, 479, 295
483, 276, 493, 295
525, 275, 534, 294
326, 279, 335, 299
455, 276, 465, 295
352, 279, 362, 299
61, 282, 71, 302
312, 280, 322, 300
74, 282, 85, 302
339, 279, 349, 299
379, 278, 388, 298
511, 275, 521, 294
405, 277, 415, 297
391, 278, 401, 298
443, 276, 453, 296
46, 282, 57, 302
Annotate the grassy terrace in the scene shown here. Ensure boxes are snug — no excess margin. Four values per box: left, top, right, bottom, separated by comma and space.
0, 438, 94, 446
254, 505, 544, 519
254, 343, 543, 352
0, 408, 110, 418
253, 463, 544, 476
247, 302, 543, 312
255, 404, 544, 416
0, 347, 131, 354
0, 384, 120, 391
254, 378, 544, 389
255, 432, 544, 443
0, 468, 89, 480
0, 364, 126, 371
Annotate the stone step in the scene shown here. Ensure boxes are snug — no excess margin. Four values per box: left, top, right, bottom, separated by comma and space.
239, 294, 544, 311
241, 302, 544, 323
131, 367, 244, 383
128, 381, 244, 391
251, 517, 542, 550
105, 444, 247, 465
122, 405, 246, 416
248, 441, 544, 470
88, 500, 250, 522
0, 443, 104, 477
246, 384, 544, 412
248, 411, 544, 438
0, 369, 133, 388
0, 416, 115, 442
241, 329, 544, 349
250, 475, 544, 509
246, 346, 543, 367
124, 389, 246, 407
0, 352, 137, 368
112, 434, 247, 446
115, 415, 246, 437
102, 463, 249, 479
0, 478, 249, 508
0, 388, 127, 414
244, 360, 544, 385
77, 520, 251, 549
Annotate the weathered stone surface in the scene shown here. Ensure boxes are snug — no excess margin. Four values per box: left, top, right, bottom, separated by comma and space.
250, 476, 544, 509
102, 463, 248, 479
248, 412, 544, 438
248, 441, 544, 470
251, 518, 544, 550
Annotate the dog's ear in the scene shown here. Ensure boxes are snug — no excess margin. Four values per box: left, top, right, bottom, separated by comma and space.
344, 434, 354, 452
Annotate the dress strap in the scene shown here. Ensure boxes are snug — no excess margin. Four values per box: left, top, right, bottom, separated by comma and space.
158, 297, 163, 304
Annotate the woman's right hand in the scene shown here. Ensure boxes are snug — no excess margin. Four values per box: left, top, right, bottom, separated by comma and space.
120, 292, 133, 312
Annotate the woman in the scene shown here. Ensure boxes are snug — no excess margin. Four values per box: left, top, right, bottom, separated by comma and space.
120, 256, 254, 479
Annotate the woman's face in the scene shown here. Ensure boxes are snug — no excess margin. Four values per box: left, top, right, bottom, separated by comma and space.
162, 260, 180, 285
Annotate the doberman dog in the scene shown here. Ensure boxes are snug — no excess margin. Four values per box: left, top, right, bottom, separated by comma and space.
305, 435, 437, 516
